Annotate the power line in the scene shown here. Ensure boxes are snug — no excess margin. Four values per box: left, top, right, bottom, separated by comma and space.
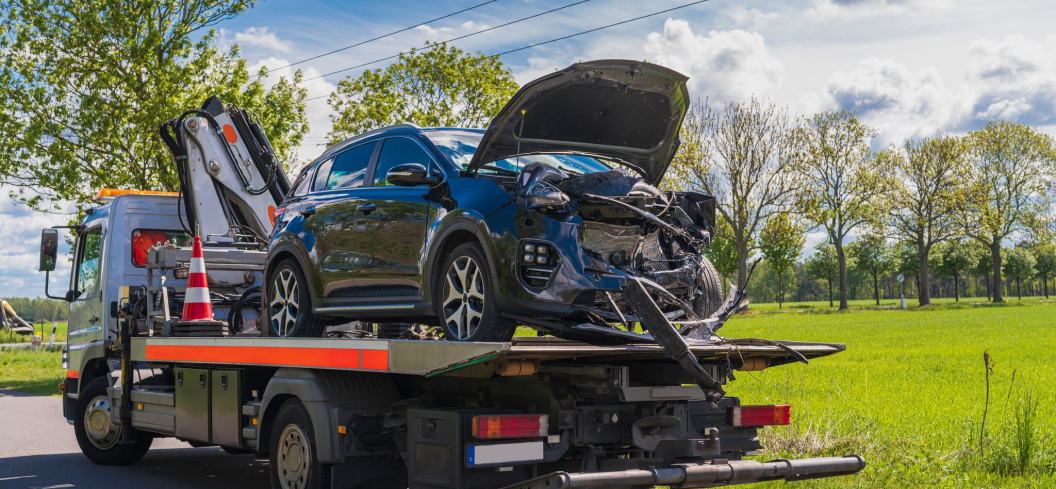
258, 0, 499, 76
301, 0, 713, 104
303, 0, 593, 82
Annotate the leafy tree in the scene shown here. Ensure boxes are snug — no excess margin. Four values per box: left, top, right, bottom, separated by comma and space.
848, 232, 895, 306
0, 0, 309, 211
328, 42, 518, 143
1002, 247, 1036, 300
937, 240, 980, 302
805, 242, 840, 307
759, 213, 805, 308
670, 98, 803, 289
962, 121, 1055, 302
701, 215, 742, 294
1033, 243, 1056, 299
889, 134, 968, 306
795, 111, 893, 310
972, 248, 997, 301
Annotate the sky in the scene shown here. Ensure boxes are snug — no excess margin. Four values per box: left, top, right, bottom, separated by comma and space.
3, 0, 1056, 298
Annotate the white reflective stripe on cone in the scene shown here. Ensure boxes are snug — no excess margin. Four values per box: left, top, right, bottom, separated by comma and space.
184, 287, 210, 304
190, 257, 206, 274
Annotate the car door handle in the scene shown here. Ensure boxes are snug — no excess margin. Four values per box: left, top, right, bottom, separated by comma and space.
357, 204, 376, 215
300, 206, 316, 216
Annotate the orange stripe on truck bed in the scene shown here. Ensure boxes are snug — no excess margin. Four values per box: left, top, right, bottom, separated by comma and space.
145, 345, 389, 371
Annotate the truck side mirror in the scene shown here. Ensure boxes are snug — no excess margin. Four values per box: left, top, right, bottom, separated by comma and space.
39, 229, 58, 272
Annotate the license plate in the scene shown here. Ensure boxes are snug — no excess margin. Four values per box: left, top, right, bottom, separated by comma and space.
466, 441, 544, 466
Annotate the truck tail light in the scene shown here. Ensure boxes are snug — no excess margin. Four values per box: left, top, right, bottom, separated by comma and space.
729, 405, 791, 427
472, 414, 548, 439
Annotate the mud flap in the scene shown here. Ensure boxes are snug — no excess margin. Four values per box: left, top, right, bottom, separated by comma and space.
622, 277, 725, 404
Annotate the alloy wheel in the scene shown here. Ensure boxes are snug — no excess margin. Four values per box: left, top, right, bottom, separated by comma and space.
84, 395, 120, 450
441, 256, 486, 340
270, 269, 300, 337
277, 423, 312, 489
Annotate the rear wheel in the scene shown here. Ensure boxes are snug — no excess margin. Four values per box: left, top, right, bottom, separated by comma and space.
74, 377, 153, 465
267, 260, 324, 338
269, 400, 331, 489
436, 242, 515, 342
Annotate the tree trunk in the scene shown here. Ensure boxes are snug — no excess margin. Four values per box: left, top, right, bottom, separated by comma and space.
835, 241, 849, 311
873, 273, 880, 306
1044, 275, 1050, 299
991, 240, 1004, 303
736, 241, 749, 289
918, 242, 932, 306
828, 279, 833, 307
984, 275, 991, 301
954, 271, 960, 302
778, 271, 783, 309
1017, 278, 1022, 300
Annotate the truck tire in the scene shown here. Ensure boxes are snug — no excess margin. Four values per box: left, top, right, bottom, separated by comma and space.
267, 260, 325, 338
269, 400, 332, 489
435, 242, 516, 342
693, 257, 724, 319
74, 377, 153, 465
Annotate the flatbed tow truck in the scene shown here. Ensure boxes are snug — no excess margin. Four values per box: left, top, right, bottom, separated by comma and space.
39, 96, 865, 489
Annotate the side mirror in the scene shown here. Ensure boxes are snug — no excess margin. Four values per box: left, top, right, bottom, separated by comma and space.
39, 229, 58, 272
65, 290, 77, 303
387, 163, 439, 187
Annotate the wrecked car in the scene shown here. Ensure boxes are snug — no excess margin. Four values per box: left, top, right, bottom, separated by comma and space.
265, 59, 731, 352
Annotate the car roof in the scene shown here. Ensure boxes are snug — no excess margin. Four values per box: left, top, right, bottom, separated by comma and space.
301, 126, 481, 178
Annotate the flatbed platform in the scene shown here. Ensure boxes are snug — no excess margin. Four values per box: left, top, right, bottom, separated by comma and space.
132, 336, 844, 377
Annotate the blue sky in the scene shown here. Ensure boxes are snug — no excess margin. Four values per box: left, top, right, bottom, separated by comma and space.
4, 0, 1056, 298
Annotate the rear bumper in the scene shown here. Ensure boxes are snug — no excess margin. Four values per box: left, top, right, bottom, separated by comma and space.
500, 455, 866, 489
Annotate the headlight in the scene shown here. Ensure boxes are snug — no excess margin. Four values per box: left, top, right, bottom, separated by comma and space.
524, 181, 569, 212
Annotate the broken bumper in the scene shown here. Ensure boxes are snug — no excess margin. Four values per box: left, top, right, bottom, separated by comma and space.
499, 455, 866, 489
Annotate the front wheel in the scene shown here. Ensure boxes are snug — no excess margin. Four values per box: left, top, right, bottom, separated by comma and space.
436, 242, 516, 342
269, 400, 331, 489
74, 377, 152, 465
267, 260, 325, 338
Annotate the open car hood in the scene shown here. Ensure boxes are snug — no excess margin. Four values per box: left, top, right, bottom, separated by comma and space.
467, 60, 690, 185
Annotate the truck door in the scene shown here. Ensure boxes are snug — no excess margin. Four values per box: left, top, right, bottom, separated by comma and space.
67, 222, 107, 372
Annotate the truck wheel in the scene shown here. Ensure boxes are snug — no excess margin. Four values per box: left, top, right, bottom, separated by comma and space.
74, 377, 153, 465
436, 242, 515, 342
269, 400, 331, 489
693, 257, 724, 319
267, 260, 324, 338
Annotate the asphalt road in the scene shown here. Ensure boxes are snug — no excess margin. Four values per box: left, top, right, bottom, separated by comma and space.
0, 389, 271, 489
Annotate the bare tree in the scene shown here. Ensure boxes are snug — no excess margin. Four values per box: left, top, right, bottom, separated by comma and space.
795, 111, 893, 310
889, 133, 969, 306
961, 121, 1055, 303
669, 98, 802, 288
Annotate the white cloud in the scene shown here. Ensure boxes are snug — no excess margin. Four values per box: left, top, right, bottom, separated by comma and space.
414, 21, 487, 41
250, 57, 339, 164
234, 26, 291, 53
643, 19, 784, 102
807, 0, 952, 22
963, 35, 1056, 126
0, 193, 73, 298
729, 7, 779, 28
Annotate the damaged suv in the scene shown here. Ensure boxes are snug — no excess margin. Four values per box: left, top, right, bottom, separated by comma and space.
265, 60, 726, 345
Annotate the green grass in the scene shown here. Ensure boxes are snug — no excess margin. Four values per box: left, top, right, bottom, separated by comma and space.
0, 348, 63, 396
0, 321, 68, 344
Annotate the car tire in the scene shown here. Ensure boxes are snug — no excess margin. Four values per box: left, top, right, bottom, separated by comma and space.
436, 242, 516, 342
267, 260, 325, 338
269, 400, 332, 489
693, 257, 724, 319
74, 376, 153, 465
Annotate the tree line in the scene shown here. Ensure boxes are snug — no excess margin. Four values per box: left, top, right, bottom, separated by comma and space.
670, 99, 1056, 309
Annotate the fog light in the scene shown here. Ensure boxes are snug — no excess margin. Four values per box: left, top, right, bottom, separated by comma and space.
522, 253, 535, 263
536, 245, 547, 254
523, 243, 535, 253
535, 255, 548, 265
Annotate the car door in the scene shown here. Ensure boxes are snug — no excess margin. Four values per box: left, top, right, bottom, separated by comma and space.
299, 140, 379, 298
351, 136, 437, 295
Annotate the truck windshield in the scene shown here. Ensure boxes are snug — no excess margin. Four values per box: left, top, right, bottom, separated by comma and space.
425, 129, 610, 175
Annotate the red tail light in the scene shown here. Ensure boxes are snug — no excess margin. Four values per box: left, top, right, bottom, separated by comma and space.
472, 414, 549, 439
729, 405, 791, 427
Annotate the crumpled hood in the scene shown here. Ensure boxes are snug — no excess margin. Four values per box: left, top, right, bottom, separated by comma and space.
467, 60, 690, 185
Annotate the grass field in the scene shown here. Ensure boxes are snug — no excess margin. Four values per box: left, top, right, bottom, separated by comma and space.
0, 321, 68, 344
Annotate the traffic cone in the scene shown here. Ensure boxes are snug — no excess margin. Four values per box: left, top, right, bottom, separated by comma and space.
181, 236, 214, 321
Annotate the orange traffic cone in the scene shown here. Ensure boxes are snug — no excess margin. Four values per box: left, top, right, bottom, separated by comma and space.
181, 236, 214, 321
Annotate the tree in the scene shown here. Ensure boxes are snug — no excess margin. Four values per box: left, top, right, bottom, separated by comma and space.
1034, 243, 1056, 299
961, 121, 1055, 303
848, 232, 894, 306
796, 111, 893, 310
938, 240, 979, 302
670, 98, 803, 289
327, 42, 519, 143
1002, 247, 1036, 300
805, 242, 840, 307
759, 213, 805, 309
973, 248, 996, 301
0, 0, 309, 211
701, 215, 741, 294
889, 134, 968, 306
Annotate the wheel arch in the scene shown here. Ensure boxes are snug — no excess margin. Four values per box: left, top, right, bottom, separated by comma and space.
424, 220, 499, 307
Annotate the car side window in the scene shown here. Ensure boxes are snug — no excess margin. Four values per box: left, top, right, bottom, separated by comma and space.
75, 228, 103, 298
312, 158, 334, 192
373, 138, 432, 186
291, 171, 311, 197
327, 142, 377, 190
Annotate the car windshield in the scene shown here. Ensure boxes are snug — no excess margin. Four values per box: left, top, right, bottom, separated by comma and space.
425, 129, 610, 175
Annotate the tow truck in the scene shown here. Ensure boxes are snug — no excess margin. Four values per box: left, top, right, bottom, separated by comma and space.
39, 96, 865, 488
